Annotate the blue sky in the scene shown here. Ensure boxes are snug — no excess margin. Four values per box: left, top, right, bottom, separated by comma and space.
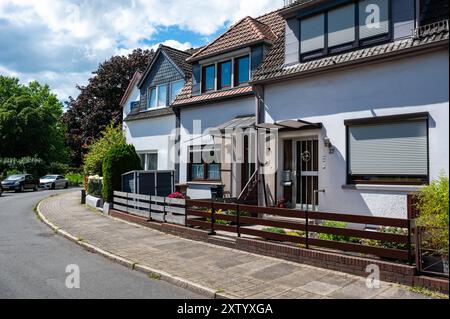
0, 0, 282, 101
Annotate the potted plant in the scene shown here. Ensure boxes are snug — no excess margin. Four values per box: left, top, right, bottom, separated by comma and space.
415, 174, 449, 275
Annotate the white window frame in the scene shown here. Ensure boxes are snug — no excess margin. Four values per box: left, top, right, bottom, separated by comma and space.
139, 152, 159, 171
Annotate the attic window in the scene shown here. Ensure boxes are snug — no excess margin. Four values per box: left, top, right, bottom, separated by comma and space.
234, 55, 250, 86
299, 0, 391, 62
202, 64, 216, 92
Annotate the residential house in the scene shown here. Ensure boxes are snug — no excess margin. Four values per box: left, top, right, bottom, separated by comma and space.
123, 45, 192, 176
172, 11, 285, 200
250, 0, 449, 218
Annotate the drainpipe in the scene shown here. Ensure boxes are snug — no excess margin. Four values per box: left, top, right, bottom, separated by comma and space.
174, 106, 181, 185
254, 84, 265, 206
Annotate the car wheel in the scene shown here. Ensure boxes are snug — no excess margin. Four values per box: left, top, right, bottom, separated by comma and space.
33, 185, 38, 192
64, 182, 69, 189
20, 185, 24, 192
51, 183, 56, 190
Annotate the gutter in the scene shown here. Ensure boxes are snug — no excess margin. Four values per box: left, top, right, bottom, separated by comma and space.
171, 91, 255, 110
251, 38, 449, 86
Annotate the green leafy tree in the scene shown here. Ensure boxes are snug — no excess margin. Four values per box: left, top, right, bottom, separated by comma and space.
64, 49, 154, 166
0, 76, 68, 163
83, 124, 126, 176
102, 143, 141, 202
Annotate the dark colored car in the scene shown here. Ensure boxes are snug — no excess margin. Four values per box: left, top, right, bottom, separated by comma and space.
1, 174, 39, 192
0, 183, 3, 197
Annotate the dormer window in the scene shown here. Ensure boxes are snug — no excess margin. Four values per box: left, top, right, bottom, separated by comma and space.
147, 80, 185, 110
199, 53, 251, 94
235, 55, 250, 86
202, 64, 216, 93
299, 0, 390, 62
218, 60, 232, 89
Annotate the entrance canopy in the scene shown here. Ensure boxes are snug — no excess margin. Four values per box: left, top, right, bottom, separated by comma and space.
211, 115, 256, 135
256, 119, 322, 131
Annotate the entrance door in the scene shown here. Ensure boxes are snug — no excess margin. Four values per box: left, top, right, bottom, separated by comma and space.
296, 138, 319, 210
241, 135, 256, 189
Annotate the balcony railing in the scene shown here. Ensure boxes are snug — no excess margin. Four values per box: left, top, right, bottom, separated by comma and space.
284, 0, 301, 8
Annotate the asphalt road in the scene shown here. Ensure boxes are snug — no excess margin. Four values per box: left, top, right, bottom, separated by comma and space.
0, 188, 202, 299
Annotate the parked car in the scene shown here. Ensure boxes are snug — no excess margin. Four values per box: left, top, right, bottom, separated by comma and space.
1, 174, 39, 192
0, 183, 3, 197
40, 175, 69, 190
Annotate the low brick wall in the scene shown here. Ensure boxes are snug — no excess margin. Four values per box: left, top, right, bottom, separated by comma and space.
236, 237, 416, 286
109, 209, 449, 294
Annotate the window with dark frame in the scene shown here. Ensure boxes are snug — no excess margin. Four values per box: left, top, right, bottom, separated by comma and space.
346, 114, 429, 185
300, 0, 391, 62
202, 64, 216, 92
218, 60, 232, 89
188, 146, 221, 182
234, 55, 250, 86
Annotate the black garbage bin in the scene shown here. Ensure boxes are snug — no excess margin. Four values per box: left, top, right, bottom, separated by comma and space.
210, 185, 224, 199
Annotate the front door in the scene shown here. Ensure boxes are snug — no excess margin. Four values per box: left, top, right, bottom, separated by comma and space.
295, 138, 319, 210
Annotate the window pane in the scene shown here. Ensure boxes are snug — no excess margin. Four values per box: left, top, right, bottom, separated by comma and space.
236, 56, 249, 85
300, 14, 325, 53
328, 4, 355, 47
191, 164, 204, 180
139, 154, 146, 170
207, 164, 221, 180
219, 60, 232, 89
170, 80, 185, 103
147, 153, 158, 171
359, 0, 389, 39
157, 85, 167, 107
203, 65, 215, 91
148, 88, 157, 109
349, 121, 428, 176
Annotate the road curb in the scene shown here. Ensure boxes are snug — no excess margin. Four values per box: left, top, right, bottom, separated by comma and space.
36, 197, 224, 299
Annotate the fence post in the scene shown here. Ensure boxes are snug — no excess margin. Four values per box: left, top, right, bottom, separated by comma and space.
184, 200, 188, 227
126, 192, 129, 214
305, 209, 309, 249
209, 200, 216, 236
407, 219, 413, 265
163, 197, 167, 223
415, 226, 422, 274
236, 204, 241, 238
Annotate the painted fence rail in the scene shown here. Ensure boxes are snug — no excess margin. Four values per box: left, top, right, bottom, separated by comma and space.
112, 192, 413, 263
113, 191, 185, 225
185, 199, 413, 262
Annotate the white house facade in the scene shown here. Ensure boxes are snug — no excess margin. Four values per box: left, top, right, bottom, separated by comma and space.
251, 0, 449, 218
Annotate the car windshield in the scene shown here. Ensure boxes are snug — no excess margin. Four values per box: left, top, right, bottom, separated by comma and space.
5, 175, 25, 181
41, 176, 56, 180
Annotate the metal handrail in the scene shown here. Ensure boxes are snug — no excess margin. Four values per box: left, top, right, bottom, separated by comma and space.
237, 168, 259, 201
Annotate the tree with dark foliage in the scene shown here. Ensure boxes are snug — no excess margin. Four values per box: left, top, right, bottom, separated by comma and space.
63, 48, 154, 166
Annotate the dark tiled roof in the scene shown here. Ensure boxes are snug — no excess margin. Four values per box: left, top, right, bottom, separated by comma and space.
174, 10, 284, 107
252, 21, 449, 83
172, 80, 254, 107
124, 106, 175, 122
188, 10, 284, 62
161, 45, 192, 76
138, 45, 193, 88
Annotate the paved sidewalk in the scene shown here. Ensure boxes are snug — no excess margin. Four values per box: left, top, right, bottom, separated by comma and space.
38, 191, 430, 299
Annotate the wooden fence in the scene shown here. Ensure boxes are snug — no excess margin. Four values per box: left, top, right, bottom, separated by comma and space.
185, 199, 413, 262
113, 191, 185, 225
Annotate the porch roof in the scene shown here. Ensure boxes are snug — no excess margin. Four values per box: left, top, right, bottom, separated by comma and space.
215, 115, 256, 133
256, 119, 322, 131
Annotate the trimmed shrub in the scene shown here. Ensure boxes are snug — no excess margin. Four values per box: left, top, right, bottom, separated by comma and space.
48, 162, 69, 174
317, 221, 360, 243
87, 176, 103, 198
102, 143, 141, 202
84, 124, 125, 176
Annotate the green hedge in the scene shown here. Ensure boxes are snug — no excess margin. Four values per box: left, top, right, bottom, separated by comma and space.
101, 144, 141, 202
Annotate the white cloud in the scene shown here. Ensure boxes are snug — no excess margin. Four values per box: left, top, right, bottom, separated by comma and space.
0, 0, 282, 101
